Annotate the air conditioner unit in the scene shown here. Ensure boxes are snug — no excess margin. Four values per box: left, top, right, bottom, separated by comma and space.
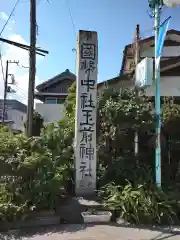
135, 57, 153, 88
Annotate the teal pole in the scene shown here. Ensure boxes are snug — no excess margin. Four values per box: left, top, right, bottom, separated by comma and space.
154, 2, 161, 187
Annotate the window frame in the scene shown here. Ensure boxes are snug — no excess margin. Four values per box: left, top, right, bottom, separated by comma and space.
45, 98, 57, 104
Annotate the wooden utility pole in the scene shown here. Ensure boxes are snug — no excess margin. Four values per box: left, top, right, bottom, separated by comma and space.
2, 60, 9, 124
135, 24, 140, 70
134, 24, 140, 157
27, 0, 36, 137
0, 37, 48, 56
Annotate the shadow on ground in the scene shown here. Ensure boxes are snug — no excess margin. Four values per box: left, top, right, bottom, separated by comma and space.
0, 223, 180, 240
0, 224, 89, 240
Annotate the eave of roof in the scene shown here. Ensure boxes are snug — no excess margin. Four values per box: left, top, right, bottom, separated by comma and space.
36, 69, 76, 91
161, 56, 180, 71
98, 72, 133, 86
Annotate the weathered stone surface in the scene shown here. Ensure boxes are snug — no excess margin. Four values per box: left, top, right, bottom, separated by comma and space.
75, 30, 98, 196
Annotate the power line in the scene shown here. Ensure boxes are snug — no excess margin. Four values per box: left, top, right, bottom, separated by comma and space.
66, 0, 76, 38
9, 90, 27, 100
8, 94, 28, 104
0, 0, 20, 36
0, 47, 4, 81
0, 0, 20, 83
8, 84, 28, 102
14, 84, 28, 99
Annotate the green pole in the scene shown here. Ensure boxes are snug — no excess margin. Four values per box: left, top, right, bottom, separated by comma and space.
154, 1, 161, 187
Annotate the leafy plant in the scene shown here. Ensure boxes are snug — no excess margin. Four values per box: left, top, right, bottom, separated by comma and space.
97, 156, 154, 188
1, 85, 180, 225
101, 182, 180, 225
24, 112, 44, 136
97, 89, 153, 167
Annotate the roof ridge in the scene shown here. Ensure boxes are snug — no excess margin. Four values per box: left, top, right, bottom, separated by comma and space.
36, 69, 76, 90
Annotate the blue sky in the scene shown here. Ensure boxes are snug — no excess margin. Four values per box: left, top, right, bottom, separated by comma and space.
0, 0, 180, 87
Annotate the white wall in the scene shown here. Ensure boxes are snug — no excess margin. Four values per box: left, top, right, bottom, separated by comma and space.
36, 103, 65, 125
7, 109, 26, 132
145, 76, 180, 97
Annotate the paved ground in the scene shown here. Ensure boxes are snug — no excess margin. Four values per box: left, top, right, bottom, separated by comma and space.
1, 224, 180, 240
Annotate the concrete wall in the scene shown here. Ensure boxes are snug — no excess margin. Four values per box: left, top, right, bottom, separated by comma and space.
35, 103, 65, 125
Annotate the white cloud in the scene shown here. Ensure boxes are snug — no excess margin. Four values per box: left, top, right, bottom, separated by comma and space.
0, 12, 8, 21
12, 20, 15, 25
0, 34, 43, 106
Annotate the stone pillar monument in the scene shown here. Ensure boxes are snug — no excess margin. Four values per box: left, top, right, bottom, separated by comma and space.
75, 30, 98, 196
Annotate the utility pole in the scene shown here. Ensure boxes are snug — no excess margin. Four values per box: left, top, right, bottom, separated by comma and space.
134, 24, 140, 158
135, 24, 140, 72
2, 60, 18, 123
154, 2, 161, 188
148, 0, 180, 187
26, 0, 36, 137
2, 61, 9, 124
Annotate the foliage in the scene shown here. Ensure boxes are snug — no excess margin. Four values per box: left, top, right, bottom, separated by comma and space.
97, 88, 153, 166
0, 124, 74, 222
100, 182, 180, 225
24, 112, 44, 136
96, 90, 180, 225
98, 155, 154, 188
65, 81, 76, 120
0, 125, 9, 133
1, 83, 180, 226
162, 98, 180, 135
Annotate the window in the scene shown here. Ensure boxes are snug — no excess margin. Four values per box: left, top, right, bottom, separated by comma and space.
57, 99, 65, 104
45, 98, 57, 104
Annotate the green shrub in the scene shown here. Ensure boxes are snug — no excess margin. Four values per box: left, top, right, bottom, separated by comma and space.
97, 155, 154, 188
0, 127, 74, 222
101, 182, 180, 225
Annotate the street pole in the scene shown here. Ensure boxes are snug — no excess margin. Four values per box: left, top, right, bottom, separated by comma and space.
2, 60, 9, 124
154, 2, 161, 187
134, 24, 140, 158
149, 0, 180, 187
27, 0, 36, 137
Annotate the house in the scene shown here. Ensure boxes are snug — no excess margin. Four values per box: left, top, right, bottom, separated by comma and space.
120, 29, 180, 100
35, 68, 131, 125
0, 99, 27, 133
35, 69, 76, 125
35, 29, 180, 125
